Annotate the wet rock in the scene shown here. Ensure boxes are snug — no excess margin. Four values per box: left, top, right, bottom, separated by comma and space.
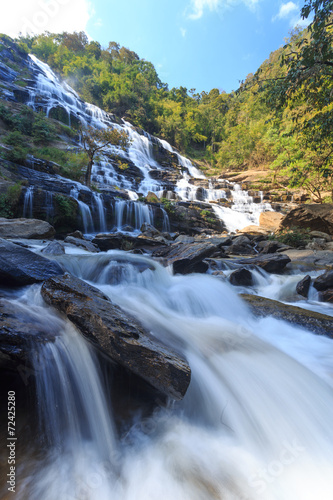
296, 275, 311, 298
279, 204, 333, 235
320, 289, 333, 303
67, 230, 84, 239
0, 238, 64, 286
240, 294, 333, 338
0, 217, 55, 239
64, 236, 99, 253
238, 253, 291, 273
0, 299, 57, 371
153, 241, 218, 274
93, 233, 167, 251
41, 241, 65, 256
229, 268, 253, 287
41, 274, 191, 400
313, 270, 333, 292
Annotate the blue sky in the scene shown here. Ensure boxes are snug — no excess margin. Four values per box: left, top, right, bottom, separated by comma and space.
2, 0, 309, 93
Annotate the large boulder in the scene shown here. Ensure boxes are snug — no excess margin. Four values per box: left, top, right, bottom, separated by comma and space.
238, 253, 291, 273
0, 238, 64, 286
279, 204, 333, 235
240, 294, 333, 338
41, 274, 191, 400
259, 211, 284, 232
153, 241, 218, 274
0, 218, 55, 239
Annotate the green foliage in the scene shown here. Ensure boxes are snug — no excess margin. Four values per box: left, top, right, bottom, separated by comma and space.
161, 198, 176, 215
0, 182, 23, 218
271, 227, 311, 247
53, 194, 78, 231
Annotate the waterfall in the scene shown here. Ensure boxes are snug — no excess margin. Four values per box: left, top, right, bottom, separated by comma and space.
25, 53, 275, 232
23, 186, 34, 218
114, 199, 153, 231
93, 193, 107, 233
45, 191, 54, 221
161, 207, 170, 232
14, 249, 333, 500
70, 187, 94, 234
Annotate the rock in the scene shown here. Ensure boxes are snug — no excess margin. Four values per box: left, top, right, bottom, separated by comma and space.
306, 238, 327, 251
313, 270, 333, 292
238, 253, 291, 273
226, 235, 255, 255
320, 289, 333, 303
92, 233, 166, 252
0, 217, 55, 239
229, 268, 253, 287
259, 211, 284, 232
279, 204, 333, 235
240, 294, 333, 338
67, 230, 84, 239
41, 241, 65, 256
153, 242, 218, 274
296, 275, 311, 298
279, 249, 333, 269
257, 240, 290, 254
64, 236, 99, 253
140, 223, 161, 238
0, 238, 64, 286
309, 231, 332, 242
238, 225, 270, 236
41, 274, 191, 400
146, 191, 160, 203
0, 298, 57, 371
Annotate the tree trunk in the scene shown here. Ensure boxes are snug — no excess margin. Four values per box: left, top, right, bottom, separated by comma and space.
85, 159, 93, 187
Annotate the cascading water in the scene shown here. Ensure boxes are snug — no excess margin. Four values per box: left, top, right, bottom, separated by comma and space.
23, 186, 34, 218
114, 199, 153, 231
93, 192, 107, 233
44, 191, 54, 221
10, 248, 333, 500
70, 186, 95, 234
25, 53, 273, 233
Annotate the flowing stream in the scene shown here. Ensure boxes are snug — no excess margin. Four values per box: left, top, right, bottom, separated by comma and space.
5, 247, 333, 500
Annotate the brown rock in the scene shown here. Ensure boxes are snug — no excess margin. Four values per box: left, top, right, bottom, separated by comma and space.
279, 205, 333, 235
259, 211, 284, 232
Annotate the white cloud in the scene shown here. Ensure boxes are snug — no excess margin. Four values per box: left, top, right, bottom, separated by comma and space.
180, 27, 187, 37
187, 0, 260, 21
273, 2, 298, 21
0, 0, 92, 38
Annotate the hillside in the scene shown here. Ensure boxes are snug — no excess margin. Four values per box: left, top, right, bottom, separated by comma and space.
11, 3, 333, 204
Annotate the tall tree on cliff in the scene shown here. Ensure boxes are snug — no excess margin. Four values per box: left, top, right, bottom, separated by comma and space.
80, 125, 129, 187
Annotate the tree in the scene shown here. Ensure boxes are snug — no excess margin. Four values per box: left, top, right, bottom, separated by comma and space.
80, 125, 129, 187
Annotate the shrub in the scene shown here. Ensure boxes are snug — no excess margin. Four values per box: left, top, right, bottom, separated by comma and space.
271, 227, 311, 248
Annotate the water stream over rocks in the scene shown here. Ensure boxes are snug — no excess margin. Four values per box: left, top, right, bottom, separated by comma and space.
1, 243, 333, 500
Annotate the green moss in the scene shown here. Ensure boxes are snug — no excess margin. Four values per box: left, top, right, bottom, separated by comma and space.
53, 194, 78, 232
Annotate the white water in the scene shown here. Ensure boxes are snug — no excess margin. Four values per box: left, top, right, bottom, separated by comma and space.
23, 186, 34, 218
11, 249, 333, 500
26, 54, 273, 232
